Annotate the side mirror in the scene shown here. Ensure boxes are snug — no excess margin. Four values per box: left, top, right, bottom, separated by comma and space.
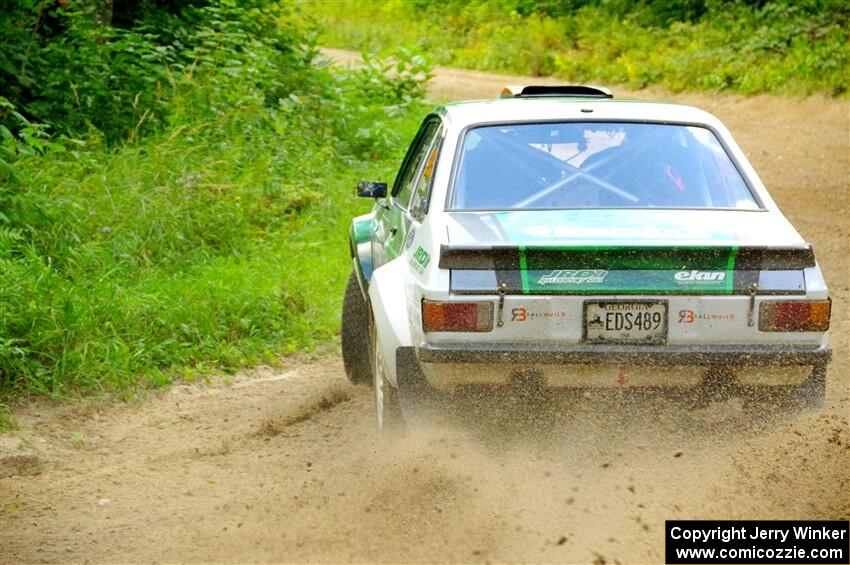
356, 180, 387, 199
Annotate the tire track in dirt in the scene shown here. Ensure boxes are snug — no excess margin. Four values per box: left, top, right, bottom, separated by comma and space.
1, 54, 847, 563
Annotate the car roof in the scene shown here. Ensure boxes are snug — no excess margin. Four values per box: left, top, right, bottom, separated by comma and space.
435, 97, 722, 130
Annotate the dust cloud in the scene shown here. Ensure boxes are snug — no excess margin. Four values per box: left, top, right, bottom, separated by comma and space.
1, 359, 847, 563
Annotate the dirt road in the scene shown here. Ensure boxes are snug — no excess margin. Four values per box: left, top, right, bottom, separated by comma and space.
2, 52, 848, 564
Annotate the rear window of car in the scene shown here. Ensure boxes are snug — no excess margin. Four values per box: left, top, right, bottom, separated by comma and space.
450, 122, 760, 210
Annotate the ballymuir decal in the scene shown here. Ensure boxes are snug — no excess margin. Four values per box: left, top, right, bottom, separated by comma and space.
510, 307, 568, 322
677, 309, 736, 324
511, 307, 527, 322
538, 270, 608, 285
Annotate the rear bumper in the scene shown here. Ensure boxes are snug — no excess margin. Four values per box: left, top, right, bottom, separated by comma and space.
415, 342, 832, 367
397, 344, 830, 392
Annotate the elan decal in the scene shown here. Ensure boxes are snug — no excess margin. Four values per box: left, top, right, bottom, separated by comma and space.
674, 270, 726, 284
538, 269, 608, 285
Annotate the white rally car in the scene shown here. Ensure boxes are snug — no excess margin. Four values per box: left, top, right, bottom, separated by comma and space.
341, 85, 832, 429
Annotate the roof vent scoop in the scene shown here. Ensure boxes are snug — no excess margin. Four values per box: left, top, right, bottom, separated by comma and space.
500, 85, 613, 99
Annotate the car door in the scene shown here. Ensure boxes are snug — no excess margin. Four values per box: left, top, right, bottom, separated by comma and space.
372, 118, 441, 269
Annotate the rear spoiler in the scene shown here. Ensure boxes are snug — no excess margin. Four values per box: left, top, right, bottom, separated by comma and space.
500, 85, 613, 99
439, 244, 816, 271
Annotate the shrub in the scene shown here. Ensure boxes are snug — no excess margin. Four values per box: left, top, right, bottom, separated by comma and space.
0, 1, 430, 397
303, 0, 850, 96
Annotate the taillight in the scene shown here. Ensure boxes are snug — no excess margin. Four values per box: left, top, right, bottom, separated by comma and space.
422, 300, 493, 333
759, 299, 831, 332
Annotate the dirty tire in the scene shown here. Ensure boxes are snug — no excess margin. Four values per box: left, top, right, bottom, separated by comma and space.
341, 271, 372, 386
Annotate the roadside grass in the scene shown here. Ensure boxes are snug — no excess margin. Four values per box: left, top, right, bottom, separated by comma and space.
0, 0, 432, 405
302, 0, 849, 97
0, 112, 424, 402
1, 101, 425, 400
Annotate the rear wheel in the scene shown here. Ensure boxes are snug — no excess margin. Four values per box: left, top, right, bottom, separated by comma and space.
341, 271, 372, 386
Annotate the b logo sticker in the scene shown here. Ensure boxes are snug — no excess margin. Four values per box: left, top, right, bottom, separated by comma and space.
511, 307, 528, 322
678, 309, 695, 324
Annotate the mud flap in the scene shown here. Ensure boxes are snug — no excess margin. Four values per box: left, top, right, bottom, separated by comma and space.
743, 363, 828, 410
795, 363, 826, 409
395, 346, 443, 424
721, 363, 827, 411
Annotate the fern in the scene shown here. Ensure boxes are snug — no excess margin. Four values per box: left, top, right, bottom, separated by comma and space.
0, 225, 23, 260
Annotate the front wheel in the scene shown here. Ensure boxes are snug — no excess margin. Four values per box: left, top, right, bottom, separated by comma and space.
341, 272, 372, 386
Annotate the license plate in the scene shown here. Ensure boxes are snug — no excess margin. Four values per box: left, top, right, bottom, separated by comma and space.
584, 301, 668, 344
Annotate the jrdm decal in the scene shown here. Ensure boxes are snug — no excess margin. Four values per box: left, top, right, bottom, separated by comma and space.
674, 270, 726, 284
413, 246, 430, 267
409, 246, 430, 275
538, 269, 608, 285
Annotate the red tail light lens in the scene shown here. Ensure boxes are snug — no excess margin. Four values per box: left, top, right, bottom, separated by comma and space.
759, 299, 831, 332
422, 300, 493, 333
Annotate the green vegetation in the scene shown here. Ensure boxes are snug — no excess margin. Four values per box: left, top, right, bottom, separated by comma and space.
1, 1, 429, 398
4, 0, 844, 403
304, 0, 849, 96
